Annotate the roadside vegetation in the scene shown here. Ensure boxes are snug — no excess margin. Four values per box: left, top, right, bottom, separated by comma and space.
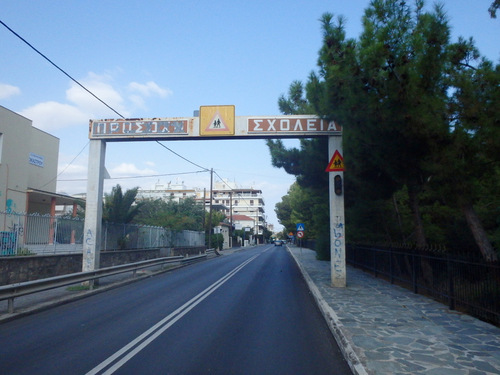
269, 0, 499, 262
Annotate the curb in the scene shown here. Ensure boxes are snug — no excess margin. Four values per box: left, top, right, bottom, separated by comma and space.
287, 246, 368, 375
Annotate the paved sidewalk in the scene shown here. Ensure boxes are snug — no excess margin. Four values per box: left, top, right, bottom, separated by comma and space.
288, 245, 500, 375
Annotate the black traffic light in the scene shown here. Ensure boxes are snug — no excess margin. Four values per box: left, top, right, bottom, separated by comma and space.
334, 174, 342, 196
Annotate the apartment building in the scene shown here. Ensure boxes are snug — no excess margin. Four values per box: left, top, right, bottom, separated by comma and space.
212, 179, 265, 244
137, 180, 197, 203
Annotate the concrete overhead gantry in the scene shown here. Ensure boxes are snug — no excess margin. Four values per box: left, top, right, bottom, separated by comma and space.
84, 106, 346, 287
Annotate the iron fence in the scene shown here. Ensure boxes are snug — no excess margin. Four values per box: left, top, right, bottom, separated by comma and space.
101, 222, 204, 251
347, 244, 500, 326
0, 211, 204, 255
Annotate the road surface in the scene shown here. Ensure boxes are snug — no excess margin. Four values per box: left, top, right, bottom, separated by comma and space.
0, 245, 352, 374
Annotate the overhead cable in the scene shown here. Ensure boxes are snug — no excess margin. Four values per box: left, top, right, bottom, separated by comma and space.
0, 19, 125, 119
57, 170, 206, 182
155, 141, 210, 172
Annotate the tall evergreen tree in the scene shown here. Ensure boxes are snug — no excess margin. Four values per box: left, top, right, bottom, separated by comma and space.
269, 0, 499, 260
438, 41, 500, 260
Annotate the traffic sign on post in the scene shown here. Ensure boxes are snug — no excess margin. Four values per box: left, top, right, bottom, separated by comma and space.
325, 150, 344, 172
296, 223, 305, 231
297, 231, 304, 238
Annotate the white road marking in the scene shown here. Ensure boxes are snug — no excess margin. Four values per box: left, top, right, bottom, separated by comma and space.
86, 254, 260, 375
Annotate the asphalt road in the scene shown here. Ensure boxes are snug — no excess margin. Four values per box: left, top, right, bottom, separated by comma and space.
0, 245, 352, 374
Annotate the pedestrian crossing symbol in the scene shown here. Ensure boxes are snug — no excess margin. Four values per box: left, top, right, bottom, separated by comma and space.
200, 105, 235, 136
325, 150, 344, 172
296, 223, 305, 231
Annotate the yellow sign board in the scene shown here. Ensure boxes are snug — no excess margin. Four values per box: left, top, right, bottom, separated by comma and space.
199, 105, 235, 136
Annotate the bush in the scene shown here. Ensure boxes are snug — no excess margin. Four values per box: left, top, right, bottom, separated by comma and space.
315, 234, 330, 261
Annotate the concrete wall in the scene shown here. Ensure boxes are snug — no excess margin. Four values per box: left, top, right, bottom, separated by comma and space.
27, 127, 59, 194
0, 246, 206, 285
0, 106, 31, 214
0, 106, 59, 217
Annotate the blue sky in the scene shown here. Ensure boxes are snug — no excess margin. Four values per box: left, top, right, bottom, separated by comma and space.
1, 0, 498, 230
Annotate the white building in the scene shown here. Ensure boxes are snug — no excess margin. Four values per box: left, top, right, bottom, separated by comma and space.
137, 180, 197, 203
212, 179, 265, 244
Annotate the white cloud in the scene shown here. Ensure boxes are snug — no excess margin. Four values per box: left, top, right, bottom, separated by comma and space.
128, 81, 171, 98
109, 162, 157, 177
17, 73, 173, 132
128, 94, 146, 110
20, 101, 88, 131
66, 72, 130, 118
0, 83, 21, 99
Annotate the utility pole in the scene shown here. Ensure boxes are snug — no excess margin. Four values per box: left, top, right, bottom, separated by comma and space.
202, 188, 206, 230
208, 168, 213, 249
229, 191, 233, 248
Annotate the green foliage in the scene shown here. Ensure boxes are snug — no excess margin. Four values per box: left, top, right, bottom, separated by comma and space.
103, 185, 142, 224
315, 234, 330, 261
135, 197, 205, 231
205, 210, 227, 234
489, 0, 500, 18
270, 0, 499, 260
262, 226, 273, 243
210, 233, 224, 250
16, 248, 35, 256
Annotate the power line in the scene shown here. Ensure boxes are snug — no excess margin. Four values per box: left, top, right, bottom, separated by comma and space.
57, 170, 207, 182
0, 19, 125, 119
155, 141, 210, 171
213, 170, 255, 208
40, 141, 89, 188
1, 18, 215, 188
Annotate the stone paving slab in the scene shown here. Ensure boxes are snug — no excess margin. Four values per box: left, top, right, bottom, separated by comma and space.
288, 245, 500, 375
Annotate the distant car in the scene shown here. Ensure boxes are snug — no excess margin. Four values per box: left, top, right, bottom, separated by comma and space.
274, 240, 283, 246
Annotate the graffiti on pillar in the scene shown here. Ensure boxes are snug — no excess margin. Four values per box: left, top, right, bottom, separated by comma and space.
332, 217, 344, 280
84, 229, 94, 269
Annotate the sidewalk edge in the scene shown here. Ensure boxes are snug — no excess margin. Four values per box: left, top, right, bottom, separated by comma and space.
287, 246, 368, 375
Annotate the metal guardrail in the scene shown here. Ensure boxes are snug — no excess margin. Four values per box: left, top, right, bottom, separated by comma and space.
0, 254, 207, 314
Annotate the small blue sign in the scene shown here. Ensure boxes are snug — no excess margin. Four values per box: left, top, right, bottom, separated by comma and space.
296, 223, 305, 231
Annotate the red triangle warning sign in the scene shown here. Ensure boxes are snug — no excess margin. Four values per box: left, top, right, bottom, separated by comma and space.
326, 150, 344, 172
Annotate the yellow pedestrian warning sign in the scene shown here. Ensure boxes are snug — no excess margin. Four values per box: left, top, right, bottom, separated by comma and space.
325, 150, 344, 172
200, 105, 235, 136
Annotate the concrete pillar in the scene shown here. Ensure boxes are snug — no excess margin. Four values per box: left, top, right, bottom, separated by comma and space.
82, 140, 106, 272
328, 136, 346, 287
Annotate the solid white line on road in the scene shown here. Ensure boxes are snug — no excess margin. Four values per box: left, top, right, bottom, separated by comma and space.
86, 253, 260, 375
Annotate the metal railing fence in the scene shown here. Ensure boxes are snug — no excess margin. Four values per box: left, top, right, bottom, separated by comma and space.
347, 244, 500, 326
0, 254, 207, 313
1, 211, 204, 255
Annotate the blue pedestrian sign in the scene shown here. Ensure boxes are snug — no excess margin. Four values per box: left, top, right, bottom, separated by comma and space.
296, 223, 305, 231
